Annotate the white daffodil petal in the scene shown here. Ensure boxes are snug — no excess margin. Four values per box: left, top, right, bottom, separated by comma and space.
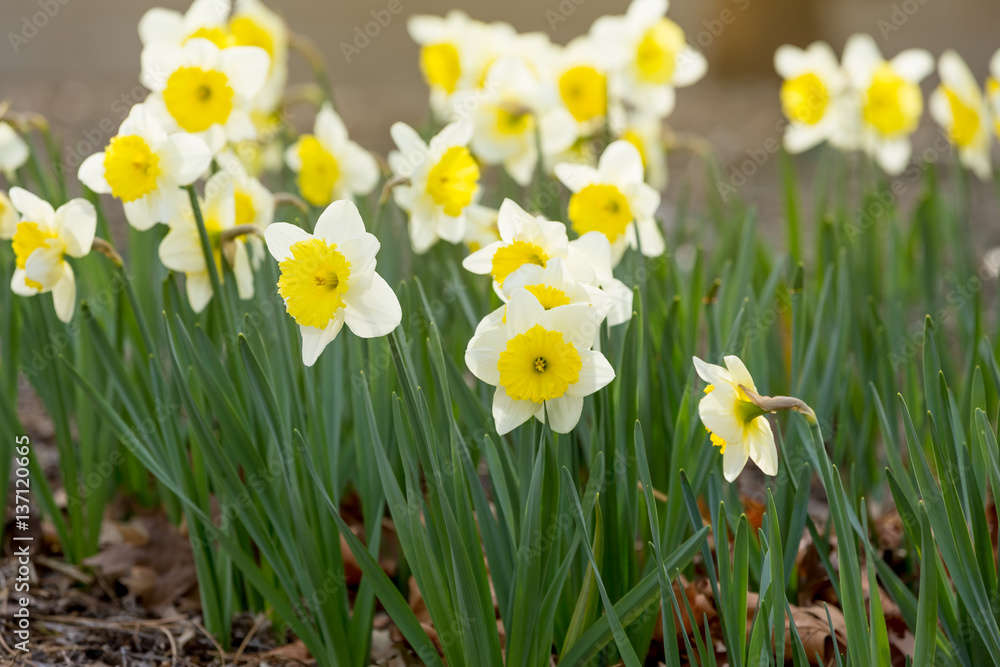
343, 274, 402, 338
314, 200, 367, 244
567, 349, 616, 397
493, 386, 539, 435
185, 271, 214, 313
51, 266, 76, 323
722, 441, 751, 482
299, 314, 345, 366
264, 222, 311, 261
78, 153, 111, 194
54, 199, 97, 258
543, 395, 585, 433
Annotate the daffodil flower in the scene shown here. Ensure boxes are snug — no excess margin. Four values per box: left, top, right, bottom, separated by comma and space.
140, 37, 270, 154
842, 33, 933, 175
462, 198, 598, 294
388, 120, 481, 254
549, 35, 615, 136
408, 11, 486, 118
693, 355, 777, 482
774, 41, 855, 153
592, 0, 706, 118
158, 172, 256, 313
8, 188, 96, 323
285, 103, 379, 208
473, 257, 615, 334
264, 201, 401, 366
456, 57, 576, 186
555, 140, 664, 265
0, 191, 18, 240
140, 0, 289, 116
465, 287, 615, 434
0, 122, 29, 176
930, 50, 992, 180
79, 103, 212, 230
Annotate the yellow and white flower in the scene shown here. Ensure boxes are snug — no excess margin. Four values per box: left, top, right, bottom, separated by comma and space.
0, 191, 18, 240
140, 0, 289, 116
930, 50, 992, 180
264, 201, 401, 366
8, 188, 96, 323
138, 0, 231, 47
592, 0, 706, 118
388, 121, 481, 254
842, 33, 933, 175
78, 103, 212, 230
474, 257, 615, 334
774, 41, 854, 153
457, 56, 576, 186
549, 35, 615, 136
408, 11, 489, 117
140, 37, 270, 153
567, 231, 635, 326
0, 122, 29, 175
285, 103, 379, 208
462, 198, 596, 292
466, 287, 615, 434
555, 140, 664, 265
693, 355, 777, 482
158, 171, 256, 313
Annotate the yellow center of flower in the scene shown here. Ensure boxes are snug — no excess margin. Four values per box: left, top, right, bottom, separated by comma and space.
559, 66, 607, 122
568, 184, 633, 243
497, 324, 582, 403
491, 240, 548, 284
163, 66, 234, 133
12, 221, 58, 290
277, 237, 352, 329
635, 19, 683, 84
524, 284, 570, 310
234, 190, 256, 226
780, 72, 828, 125
186, 27, 233, 49
495, 106, 533, 136
863, 64, 922, 136
420, 43, 461, 93
103, 135, 161, 203
230, 17, 274, 57
296, 135, 340, 207
426, 146, 480, 216
943, 87, 981, 147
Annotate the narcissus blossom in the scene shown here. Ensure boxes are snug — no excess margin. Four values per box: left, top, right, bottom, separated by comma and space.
158, 171, 256, 313
465, 288, 615, 434
555, 140, 664, 265
8, 188, 96, 323
842, 33, 933, 175
264, 201, 401, 366
592, 0, 706, 118
138, 0, 231, 47
0, 122, 29, 175
141, 37, 270, 153
389, 121, 480, 254
78, 104, 211, 230
930, 50, 992, 180
462, 199, 595, 290
774, 41, 855, 153
989, 49, 1000, 140
693, 355, 777, 482
285, 103, 379, 207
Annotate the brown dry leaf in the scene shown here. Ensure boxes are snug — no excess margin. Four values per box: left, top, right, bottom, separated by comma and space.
262, 639, 314, 663
83, 511, 197, 613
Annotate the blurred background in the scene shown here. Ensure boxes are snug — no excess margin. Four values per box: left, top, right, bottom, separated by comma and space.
1, 0, 998, 232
